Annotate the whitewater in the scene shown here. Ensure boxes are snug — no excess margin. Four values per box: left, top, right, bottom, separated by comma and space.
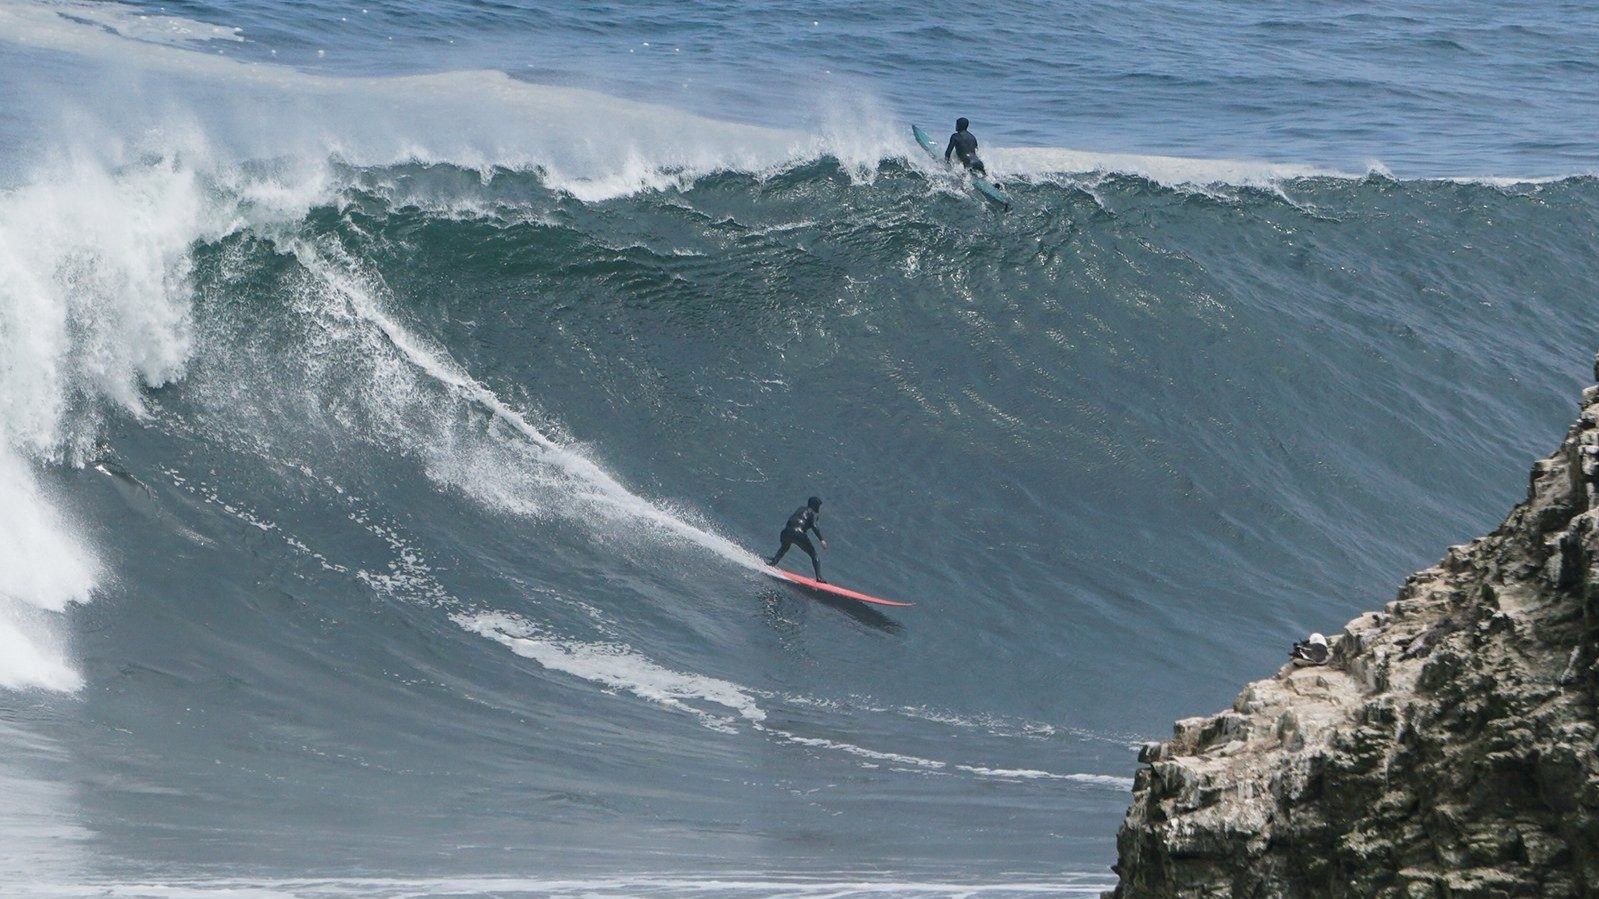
2, 0, 1597, 896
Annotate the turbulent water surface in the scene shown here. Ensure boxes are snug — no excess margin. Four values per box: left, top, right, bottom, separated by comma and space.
2, 1, 1597, 896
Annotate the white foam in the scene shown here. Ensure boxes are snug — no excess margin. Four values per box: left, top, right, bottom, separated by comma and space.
0, 150, 236, 691
464, 608, 1133, 789
0, 112, 342, 693
0, 1, 905, 203
0, 609, 82, 693
995, 146, 1357, 188
776, 733, 946, 770
953, 766, 1134, 789
276, 240, 763, 570
0, 137, 760, 684
0, 491, 88, 687
776, 731, 1132, 787
0, 154, 213, 461
458, 611, 766, 733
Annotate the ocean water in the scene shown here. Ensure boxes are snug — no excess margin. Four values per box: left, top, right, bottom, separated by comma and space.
2, 1, 1597, 895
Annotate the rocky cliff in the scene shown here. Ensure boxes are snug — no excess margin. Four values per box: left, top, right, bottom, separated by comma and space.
1108, 361, 1599, 898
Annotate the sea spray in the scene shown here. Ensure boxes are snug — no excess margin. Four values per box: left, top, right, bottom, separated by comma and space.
0, 155, 216, 690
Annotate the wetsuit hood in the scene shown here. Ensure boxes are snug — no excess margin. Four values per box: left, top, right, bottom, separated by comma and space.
807, 496, 822, 511
955, 117, 970, 131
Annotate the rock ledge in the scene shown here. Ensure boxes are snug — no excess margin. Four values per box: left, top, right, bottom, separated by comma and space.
1108, 362, 1599, 898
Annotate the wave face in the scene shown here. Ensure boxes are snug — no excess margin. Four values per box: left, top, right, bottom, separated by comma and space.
3, 2, 1599, 895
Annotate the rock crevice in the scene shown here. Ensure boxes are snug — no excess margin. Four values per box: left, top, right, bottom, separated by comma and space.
1108, 359, 1599, 898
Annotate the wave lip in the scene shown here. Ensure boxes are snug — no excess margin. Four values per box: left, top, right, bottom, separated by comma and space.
7, 0, 1589, 203
0, 154, 221, 692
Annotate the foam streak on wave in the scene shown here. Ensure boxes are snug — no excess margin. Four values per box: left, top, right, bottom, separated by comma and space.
461, 612, 1133, 789
285, 240, 762, 568
458, 611, 767, 733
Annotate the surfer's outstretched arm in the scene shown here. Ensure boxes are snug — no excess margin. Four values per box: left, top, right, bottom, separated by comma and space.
944, 135, 957, 162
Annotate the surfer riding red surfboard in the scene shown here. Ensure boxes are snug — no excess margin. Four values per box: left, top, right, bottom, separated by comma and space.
766, 495, 827, 582
761, 496, 914, 607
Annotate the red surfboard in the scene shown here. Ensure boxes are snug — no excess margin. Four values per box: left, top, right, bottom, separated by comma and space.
762, 566, 914, 607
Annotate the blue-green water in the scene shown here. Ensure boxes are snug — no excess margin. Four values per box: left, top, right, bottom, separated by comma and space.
1, 2, 1596, 896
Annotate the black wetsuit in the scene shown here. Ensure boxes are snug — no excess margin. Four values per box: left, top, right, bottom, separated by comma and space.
767, 505, 825, 581
945, 130, 985, 175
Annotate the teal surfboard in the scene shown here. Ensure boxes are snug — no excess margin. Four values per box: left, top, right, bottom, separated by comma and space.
912, 124, 1011, 209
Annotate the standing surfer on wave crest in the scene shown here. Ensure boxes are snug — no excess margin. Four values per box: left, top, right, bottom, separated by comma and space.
767, 496, 827, 582
945, 117, 987, 176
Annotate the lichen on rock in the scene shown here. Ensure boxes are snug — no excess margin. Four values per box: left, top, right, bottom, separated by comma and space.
1107, 355, 1599, 899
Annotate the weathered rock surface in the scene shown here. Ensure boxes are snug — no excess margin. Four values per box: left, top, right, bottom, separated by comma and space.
1107, 360, 1599, 899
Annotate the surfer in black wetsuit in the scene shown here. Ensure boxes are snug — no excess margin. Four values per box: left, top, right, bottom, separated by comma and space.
945, 117, 987, 176
766, 496, 827, 582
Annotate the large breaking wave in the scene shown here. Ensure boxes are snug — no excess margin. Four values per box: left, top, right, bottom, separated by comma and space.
3, 1, 1598, 889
